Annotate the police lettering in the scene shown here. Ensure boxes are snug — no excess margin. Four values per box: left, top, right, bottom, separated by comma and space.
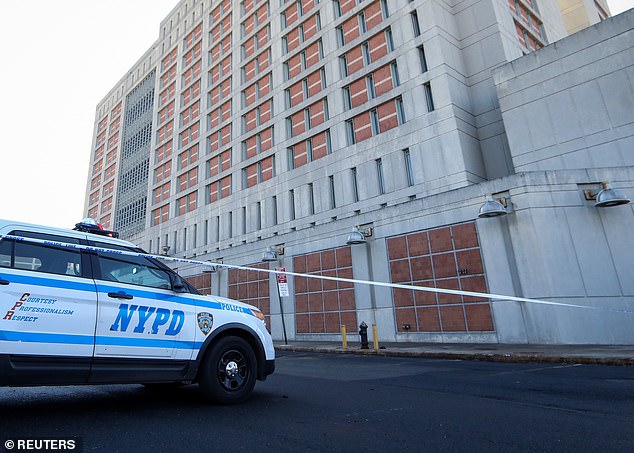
110, 303, 184, 335
10, 315, 38, 322
3, 295, 30, 320
222, 303, 244, 313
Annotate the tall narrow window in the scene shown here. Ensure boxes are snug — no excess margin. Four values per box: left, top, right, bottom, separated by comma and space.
308, 183, 315, 215
339, 55, 348, 78
351, 167, 359, 202
329, 175, 336, 209
381, 0, 389, 18
423, 82, 435, 112
391, 62, 400, 86
343, 86, 352, 110
345, 119, 355, 145
336, 26, 345, 47
215, 216, 220, 242
242, 206, 247, 234
396, 96, 406, 124
193, 224, 197, 248
228, 211, 233, 238
366, 74, 375, 99
288, 147, 295, 170
307, 139, 313, 162
242, 168, 248, 189
362, 42, 371, 65
376, 158, 385, 195
256, 202, 262, 230
283, 62, 290, 81
272, 195, 278, 225
301, 51, 308, 70
204, 219, 209, 245
411, 10, 421, 36
304, 108, 311, 129
370, 109, 380, 135
289, 189, 296, 220
333, 0, 342, 18
386, 28, 394, 51
403, 148, 414, 187
302, 78, 309, 98
418, 45, 428, 73
358, 12, 367, 33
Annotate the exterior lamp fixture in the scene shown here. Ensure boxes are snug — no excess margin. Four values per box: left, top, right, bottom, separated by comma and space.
346, 226, 372, 245
478, 195, 508, 218
261, 246, 284, 262
161, 245, 171, 256
594, 183, 630, 208
204, 259, 222, 273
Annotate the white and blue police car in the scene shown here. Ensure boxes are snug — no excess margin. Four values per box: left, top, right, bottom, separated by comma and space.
0, 218, 274, 404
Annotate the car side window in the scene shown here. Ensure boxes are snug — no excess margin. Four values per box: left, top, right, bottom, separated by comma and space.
0, 231, 83, 277
0, 238, 11, 268
94, 242, 172, 290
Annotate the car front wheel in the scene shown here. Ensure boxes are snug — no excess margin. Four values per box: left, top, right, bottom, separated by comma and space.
199, 336, 257, 404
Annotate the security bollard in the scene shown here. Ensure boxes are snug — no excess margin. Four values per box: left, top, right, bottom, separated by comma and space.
372, 323, 379, 351
341, 325, 348, 351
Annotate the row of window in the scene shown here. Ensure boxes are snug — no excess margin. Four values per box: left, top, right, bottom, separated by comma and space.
150, 145, 417, 235
345, 96, 406, 145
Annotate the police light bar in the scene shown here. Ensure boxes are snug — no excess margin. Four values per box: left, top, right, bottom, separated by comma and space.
73, 218, 120, 238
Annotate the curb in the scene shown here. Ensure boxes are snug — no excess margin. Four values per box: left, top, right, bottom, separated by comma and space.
274, 345, 634, 366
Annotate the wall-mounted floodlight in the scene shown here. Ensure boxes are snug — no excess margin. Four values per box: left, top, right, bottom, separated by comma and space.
594, 183, 630, 208
261, 245, 284, 262
478, 195, 509, 218
346, 226, 372, 245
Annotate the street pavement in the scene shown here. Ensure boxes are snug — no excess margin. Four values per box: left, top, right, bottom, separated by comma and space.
1, 351, 632, 452
275, 340, 634, 365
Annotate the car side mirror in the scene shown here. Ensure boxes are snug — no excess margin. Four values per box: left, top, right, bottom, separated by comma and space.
171, 274, 187, 293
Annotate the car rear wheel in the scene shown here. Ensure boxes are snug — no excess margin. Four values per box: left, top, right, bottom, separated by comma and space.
199, 336, 257, 404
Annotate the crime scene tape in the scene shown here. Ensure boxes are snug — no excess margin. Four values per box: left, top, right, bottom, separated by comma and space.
1, 234, 633, 315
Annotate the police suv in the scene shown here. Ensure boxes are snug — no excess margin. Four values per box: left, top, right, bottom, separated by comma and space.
0, 219, 274, 404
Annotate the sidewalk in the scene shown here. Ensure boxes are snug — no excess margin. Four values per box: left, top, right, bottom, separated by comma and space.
274, 341, 634, 366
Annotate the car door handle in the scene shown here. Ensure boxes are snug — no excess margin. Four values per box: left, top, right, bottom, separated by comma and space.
107, 291, 133, 300
0, 278, 9, 285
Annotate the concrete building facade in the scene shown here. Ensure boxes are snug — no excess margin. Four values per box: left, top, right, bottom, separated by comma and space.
84, 1, 634, 345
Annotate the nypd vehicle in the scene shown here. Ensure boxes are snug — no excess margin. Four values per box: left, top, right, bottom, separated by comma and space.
0, 219, 274, 404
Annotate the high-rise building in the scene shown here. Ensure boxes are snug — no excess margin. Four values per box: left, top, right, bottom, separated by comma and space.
84, 1, 634, 345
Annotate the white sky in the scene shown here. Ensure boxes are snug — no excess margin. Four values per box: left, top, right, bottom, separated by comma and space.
0, 0, 632, 229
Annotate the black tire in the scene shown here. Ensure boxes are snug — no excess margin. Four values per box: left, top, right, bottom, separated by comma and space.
198, 336, 257, 404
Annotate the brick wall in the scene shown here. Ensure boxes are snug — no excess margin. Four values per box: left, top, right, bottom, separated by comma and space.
294, 247, 357, 334
387, 222, 494, 334
228, 263, 271, 329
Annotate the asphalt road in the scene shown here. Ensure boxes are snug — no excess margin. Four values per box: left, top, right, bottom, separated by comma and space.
0, 351, 633, 452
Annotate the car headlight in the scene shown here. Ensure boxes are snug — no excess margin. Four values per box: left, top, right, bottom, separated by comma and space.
250, 308, 266, 322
